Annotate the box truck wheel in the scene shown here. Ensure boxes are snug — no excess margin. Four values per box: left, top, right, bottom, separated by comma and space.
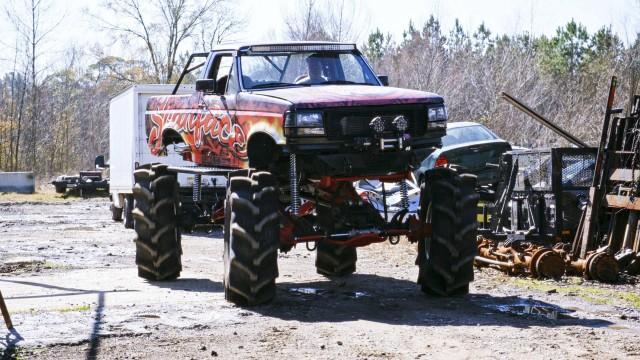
110, 203, 123, 222
123, 195, 134, 229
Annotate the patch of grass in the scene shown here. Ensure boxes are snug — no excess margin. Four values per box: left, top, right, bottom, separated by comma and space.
0, 345, 28, 360
0, 191, 77, 203
42, 261, 73, 270
55, 304, 91, 313
13, 303, 91, 314
508, 277, 640, 309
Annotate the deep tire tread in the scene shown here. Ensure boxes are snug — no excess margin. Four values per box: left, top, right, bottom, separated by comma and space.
132, 168, 182, 281
417, 168, 478, 296
224, 172, 280, 306
316, 242, 357, 277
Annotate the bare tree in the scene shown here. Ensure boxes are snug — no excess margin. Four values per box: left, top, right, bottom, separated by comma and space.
284, 0, 365, 42
99, 0, 235, 83
5, 0, 61, 171
284, 0, 330, 41
326, 0, 366, 42
195, 0, 244, 51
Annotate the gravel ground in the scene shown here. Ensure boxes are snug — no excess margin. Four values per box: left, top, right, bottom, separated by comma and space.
1, 197, 640, 359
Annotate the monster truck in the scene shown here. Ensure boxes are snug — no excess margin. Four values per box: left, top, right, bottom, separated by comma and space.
133, 42, 479, 305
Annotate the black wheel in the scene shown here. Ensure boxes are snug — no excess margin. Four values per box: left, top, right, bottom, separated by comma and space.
224, 171, 280, 306
55, 184, 66, 194
132, 164, 182, 281
110, 203, 123, 221
123, 195, 134, 229
417, 168, 479, 296
315, 242, 357, 277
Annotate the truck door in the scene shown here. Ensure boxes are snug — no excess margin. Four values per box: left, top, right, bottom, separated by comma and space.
199, 53, 245, 168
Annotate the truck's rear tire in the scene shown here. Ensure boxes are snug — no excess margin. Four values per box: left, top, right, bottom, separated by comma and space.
55, 184, 66, 194
417, 168, 479, 296
315, 242, 357, 277
110, 203, 123, 222
123, 195, 134, 229
132, 165, 182, 281
224, 171, 280, 306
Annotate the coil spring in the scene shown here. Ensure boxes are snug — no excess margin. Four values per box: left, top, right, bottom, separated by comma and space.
193, 174, 202, 203
400, 180, 409, 209
290, 153, 300, 215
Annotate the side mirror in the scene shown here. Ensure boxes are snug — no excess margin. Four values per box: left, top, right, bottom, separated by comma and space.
196, 79, 216, 93
378, 75, 389, 86
95, 155, 107, 169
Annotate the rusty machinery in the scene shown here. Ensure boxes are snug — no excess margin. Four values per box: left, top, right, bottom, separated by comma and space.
573, 77, 640, 278
475, 236, 566, 279
476, 79, 636, 282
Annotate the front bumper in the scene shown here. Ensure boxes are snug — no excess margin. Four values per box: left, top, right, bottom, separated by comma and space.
294, 147, 434, 177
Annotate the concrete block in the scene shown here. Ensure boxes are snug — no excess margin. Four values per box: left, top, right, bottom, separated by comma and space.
0, 172, 35, 194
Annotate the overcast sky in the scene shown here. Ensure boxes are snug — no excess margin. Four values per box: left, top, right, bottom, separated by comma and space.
0, 0, 638, 73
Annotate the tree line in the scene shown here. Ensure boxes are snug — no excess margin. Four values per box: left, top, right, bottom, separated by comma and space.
0, 0, 638, 180
363, 17, 640, 149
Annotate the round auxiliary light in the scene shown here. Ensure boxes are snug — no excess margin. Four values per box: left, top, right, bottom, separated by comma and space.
369, 116, 385, 133
393, 115, 409, 132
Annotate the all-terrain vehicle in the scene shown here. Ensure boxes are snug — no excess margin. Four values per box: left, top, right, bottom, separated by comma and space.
132, 42, 479, 305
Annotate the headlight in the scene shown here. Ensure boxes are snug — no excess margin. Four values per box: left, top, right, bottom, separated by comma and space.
392, 115, 409, 131
428, 105, 448, 122
285, 111, 325, 136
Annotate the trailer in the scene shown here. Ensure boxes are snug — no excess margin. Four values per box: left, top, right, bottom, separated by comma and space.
108, 85, 225, 229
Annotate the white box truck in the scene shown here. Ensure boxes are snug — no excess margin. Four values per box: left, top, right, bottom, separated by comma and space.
108, 84, 224, 228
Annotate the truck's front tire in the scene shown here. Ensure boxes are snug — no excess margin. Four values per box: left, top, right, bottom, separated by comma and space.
417, 168, 478, 296
224, 171, 280, 306
132, 165, 182, 281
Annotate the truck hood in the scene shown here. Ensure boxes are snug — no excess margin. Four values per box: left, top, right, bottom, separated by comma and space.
252, 85, 443, 109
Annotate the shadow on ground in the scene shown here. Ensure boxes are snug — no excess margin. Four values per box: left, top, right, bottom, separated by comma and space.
147, 278, 223, 293
249, 273, 612, 329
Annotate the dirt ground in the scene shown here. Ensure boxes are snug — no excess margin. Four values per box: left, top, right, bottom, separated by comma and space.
1, 195, 640, 359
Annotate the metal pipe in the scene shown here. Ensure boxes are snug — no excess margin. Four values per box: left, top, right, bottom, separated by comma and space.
474, 256, 514, 268
382, 182, 388, 222
500, 92, 588, 148
622, 211, 639, 250
633, 218, 640, 253
0, 291, 12, 329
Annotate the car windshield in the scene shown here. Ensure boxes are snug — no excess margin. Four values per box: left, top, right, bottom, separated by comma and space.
239, 51, 379, 90
441, 125, 498, 146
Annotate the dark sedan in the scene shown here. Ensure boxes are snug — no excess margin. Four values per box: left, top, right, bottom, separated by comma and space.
415, 121, 511, 186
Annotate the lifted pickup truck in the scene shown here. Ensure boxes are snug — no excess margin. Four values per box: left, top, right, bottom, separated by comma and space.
133, 42, 478, 305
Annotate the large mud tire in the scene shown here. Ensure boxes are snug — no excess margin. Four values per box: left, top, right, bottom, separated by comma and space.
315, 242, 357, 277
132, 164, 182, 281
417, 168, 479, 296
224, 171, 280, 306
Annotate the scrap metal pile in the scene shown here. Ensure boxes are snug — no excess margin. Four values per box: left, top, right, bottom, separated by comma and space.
476, 78, 640, 283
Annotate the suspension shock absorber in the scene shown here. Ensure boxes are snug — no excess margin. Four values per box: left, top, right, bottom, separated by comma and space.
193, 173, 202, 203
290, 153, 300, 216
400, 179, 409, 209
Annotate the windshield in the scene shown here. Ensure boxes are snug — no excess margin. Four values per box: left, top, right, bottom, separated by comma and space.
239, 51, 379, 89
442, 125, 498, 146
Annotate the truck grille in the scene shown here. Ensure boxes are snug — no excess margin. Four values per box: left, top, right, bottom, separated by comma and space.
325, 106, 427, 139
